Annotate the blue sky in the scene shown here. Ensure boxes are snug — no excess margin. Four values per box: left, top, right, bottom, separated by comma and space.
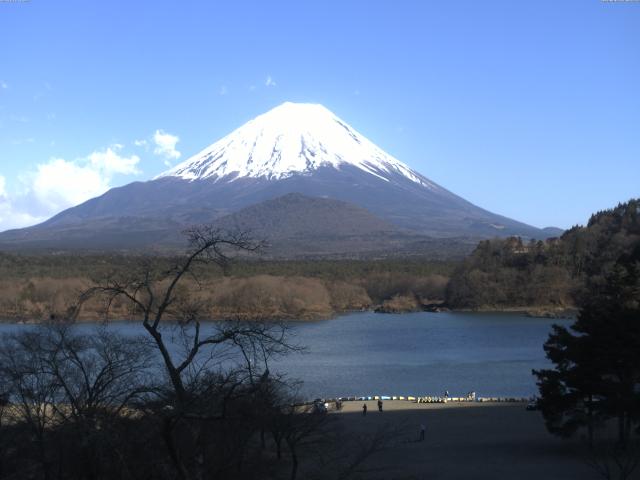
0, 0, 638, 231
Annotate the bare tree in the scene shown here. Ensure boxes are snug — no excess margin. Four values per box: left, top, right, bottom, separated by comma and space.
0, 329, 61, 480
584, 439, 640, 480
0, 228, 400, 479
44, 325, 153, 418
0, 369, 10, 478
77, 228, 265, 402
281, 403, 329, 480
75, 227, 304, 480
0, 324, 155, 480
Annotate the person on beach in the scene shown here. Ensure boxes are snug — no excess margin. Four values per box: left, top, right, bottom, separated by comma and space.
444, 390, 449, 399
362, 403, 367, 416
377, 399, 383, 412
419, 423, 426, 441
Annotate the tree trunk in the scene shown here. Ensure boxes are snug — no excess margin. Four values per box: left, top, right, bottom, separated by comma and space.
288, 441, 298, 480
618, 414, 626, 448
272, 432, 282, 460
587, 397, 594, 448
162, 417, 190, 480
624, 414, 631, 447
143, 324, 187, 403
38, 439, 51, 480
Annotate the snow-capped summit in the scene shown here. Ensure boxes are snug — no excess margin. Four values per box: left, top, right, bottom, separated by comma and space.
158, 102, 437, 189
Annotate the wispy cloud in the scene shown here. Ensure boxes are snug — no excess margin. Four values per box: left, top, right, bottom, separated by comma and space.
265, 75, 276, 87
0, 81, 7, 90
10, 138, 35, 145
33, 82, 52, 102
219, 85, 228, 96
10, 114, 29, 123
152, 129, 181, 165
134, 129, 182, 167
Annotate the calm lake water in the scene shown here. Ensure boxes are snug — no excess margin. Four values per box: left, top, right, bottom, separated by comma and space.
0, 311, 571, 399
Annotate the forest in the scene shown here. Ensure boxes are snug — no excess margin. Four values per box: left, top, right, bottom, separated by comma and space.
445, 199, 640, 312
0, 199, 638, 321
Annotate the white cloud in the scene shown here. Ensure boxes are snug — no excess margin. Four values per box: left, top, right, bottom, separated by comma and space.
0, 205, 43, 231
0, 176, 6, 200
134, 139, 148, 148
153, 129, 181, 161
88, 145, 140, 176
265, 75, 276, 87
29, 158, 112, 213
1, 81, 7, 89
219, 85, 228, 96
0, 146, 141, 232
0, 177, 23, 231
248, 85, 256, 92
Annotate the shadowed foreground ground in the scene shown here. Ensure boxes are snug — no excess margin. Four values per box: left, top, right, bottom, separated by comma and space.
333, 401, 597, 479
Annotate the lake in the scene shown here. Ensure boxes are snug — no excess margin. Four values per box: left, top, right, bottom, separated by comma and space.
0, 311, 571, 400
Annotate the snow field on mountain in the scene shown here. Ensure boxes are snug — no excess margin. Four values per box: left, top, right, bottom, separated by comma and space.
159, 102, 438, 189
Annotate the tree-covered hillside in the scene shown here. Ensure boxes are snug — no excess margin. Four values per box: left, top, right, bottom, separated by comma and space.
446, 199, 640, 310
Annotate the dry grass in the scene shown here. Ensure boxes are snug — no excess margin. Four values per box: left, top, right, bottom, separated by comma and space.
0, 271, 451, 322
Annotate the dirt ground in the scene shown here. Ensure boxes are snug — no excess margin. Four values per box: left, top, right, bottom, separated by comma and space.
332, 400, 599, 480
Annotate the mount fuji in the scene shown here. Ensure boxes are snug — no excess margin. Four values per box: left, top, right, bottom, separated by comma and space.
0, 102, 556, 255
158, 102, 433, 187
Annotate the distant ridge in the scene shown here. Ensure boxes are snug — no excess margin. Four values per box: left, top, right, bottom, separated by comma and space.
541, 227, 564, 237
211, 193, 476, 259
214, 192, 395, 239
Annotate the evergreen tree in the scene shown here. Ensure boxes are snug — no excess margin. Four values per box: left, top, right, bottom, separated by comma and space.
534, 244, 640, 446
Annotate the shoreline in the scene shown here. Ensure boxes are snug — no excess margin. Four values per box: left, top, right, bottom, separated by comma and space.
0, 305, 576, 324
314, 396, 532, 406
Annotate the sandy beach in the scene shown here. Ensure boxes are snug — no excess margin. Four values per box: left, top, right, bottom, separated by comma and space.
332, 400, 598, 479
